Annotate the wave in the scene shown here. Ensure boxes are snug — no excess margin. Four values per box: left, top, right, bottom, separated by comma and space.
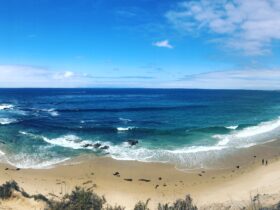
0, 104, 14, 110
6, 155, 70, 169
214, 117, 280, 146
119, 118, 132, 122
19, 132, 110, 151
226, 125, 238, 130
117, 127, 135, 132
0, 118, 18, 125
43, 108, 59, 117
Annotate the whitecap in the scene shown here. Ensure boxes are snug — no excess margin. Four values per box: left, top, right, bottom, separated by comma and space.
226, 125, 238, 130
0, 104, 14, 110
117, 127, 135, 131
214, 117, 280, 147
0, 118, 17, 125
119, 118, 132, 122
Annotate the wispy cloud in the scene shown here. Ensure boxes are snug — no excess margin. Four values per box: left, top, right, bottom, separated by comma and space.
171, 69, 280, 90
153, 40, 173, 49
0, 65, 156, 88
0, 65, 89, 87
166, 0, 280, 55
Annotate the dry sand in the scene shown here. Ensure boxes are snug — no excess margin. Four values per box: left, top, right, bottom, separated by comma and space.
1, 141, 280, 209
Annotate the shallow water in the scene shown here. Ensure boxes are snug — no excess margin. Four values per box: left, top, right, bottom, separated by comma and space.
0, 88, 280, 169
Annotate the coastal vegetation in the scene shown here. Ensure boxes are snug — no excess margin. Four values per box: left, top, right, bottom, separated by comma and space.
0, 180, 279, 210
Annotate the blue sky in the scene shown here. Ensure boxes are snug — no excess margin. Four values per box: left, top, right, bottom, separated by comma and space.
0, 0, 280, 89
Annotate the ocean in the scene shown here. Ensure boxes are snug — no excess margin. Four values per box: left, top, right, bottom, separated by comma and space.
0, 88, 280, 169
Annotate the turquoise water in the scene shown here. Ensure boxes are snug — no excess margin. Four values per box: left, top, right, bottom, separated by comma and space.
0, 88, 280, 169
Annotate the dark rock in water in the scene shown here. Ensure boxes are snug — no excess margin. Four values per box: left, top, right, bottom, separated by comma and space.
100, 145, 109, 150
0, 141, 6, 144
127, 140, 139, 146
124, 178, 133, 182
94, 143, 102, 148
83, 143, 93, 148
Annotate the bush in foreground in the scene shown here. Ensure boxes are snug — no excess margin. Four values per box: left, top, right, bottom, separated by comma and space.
158, 195, 197, 210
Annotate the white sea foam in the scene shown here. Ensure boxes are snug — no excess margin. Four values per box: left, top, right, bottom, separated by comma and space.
119, 118, 132, 122
6, 156, 70, 169
18, 116, 280, 169
215, 117, 280, 147
226, 125, 238, 130
0, 104, 14, 110
20, 132, 101, 150
236, 118, 280, 138
0, 118, 17, 125
107, 143, 228, 168
117, 127, 135, 131
42, 135, 93, 149
0, 149, 5, 156
42, 108, 59, 117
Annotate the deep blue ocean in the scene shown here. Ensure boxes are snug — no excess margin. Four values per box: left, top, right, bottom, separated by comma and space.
0, 88, 280, 169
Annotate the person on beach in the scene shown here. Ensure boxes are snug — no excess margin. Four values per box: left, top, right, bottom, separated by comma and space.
262, 159, 264, 165
266, 160, 268, 165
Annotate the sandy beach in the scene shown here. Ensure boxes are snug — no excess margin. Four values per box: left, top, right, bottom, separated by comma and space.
1, 140, 280, 209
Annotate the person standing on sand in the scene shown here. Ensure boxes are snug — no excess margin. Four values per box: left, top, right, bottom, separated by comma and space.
266, 160, 268, 165
262, 159, 264, 165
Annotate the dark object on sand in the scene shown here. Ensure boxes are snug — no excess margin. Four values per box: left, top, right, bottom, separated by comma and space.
155, 185, 159, 189
163, 183, 167, 187
5, 168, 8, 171
198, 174, 202, 176
236, 165, 240, 169
113, 172, 120, 177
253, 155, 256, 158
262, 159, 264, 165
138, 179, 151, 182
158, 177, 162, 181
266, 160, 268, 165
127, 140, 139, 146
100, 146, 109, 150
124, 178, 133, 182
16, 168, 20, 171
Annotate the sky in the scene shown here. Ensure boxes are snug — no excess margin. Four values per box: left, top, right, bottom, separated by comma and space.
0, 0, 280, 89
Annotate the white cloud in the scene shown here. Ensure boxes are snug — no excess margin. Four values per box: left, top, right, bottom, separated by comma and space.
153, 40, 173, 49
168, 69, 280, 90
63, 71, 74, 78
166, 0, 280, 55
0, 65, 89, 87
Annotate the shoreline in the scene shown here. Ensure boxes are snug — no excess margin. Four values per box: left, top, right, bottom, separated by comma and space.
1, 140, 280, 209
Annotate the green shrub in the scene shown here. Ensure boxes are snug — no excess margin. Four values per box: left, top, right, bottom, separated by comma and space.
134, 199, 150, 210
50, 187, 106, 210
104, 205, 125, 210
158, 195, 197, 210
0, 180, 20, 199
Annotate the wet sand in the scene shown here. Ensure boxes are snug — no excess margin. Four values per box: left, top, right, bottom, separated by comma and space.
1, 140, 280, 209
